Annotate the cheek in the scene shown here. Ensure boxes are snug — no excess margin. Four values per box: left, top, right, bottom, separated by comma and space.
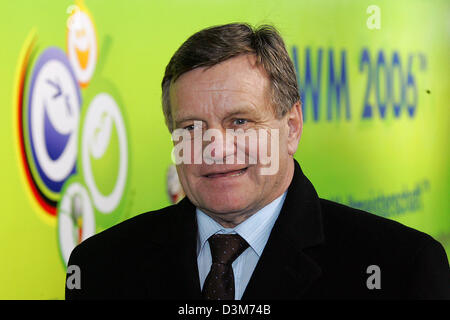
175, 165, 193, 191
232, 128, 275, 165
276, 125, 290, 154
172, 136, 200, 165
255, 127, 285, 164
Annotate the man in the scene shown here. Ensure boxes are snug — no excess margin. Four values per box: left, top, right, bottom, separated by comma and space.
66, 23, 450, 299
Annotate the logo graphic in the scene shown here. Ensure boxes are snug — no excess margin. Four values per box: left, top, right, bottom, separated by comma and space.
81, 92, 128, 214
67, 6, 97, 87
58, 178, 95, 266
25, 47, 82, 205
16, 2, 130, 268
167, 164, 185, 204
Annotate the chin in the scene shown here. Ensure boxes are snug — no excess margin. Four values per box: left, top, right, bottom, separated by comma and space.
206, 203, 246, 215
199, 193, 252, 215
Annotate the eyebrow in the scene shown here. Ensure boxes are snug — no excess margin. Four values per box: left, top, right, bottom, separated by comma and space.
221, 107, 261, 122
224, 109, 253, 118
174, 117, 202, 128
174, 106, 257, 127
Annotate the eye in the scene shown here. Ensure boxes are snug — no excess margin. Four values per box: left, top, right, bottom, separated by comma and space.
233, 119, 248, 126
183, 122, 203, 131
184, 124, 196, 131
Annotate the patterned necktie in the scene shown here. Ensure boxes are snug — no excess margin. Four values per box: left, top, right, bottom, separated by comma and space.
202, 233, 249, 300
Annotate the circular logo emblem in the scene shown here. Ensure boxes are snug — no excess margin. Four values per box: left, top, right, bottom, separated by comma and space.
57, 178, 95, 266
167, 164, 185, 204
25, 47, 81, 202
81, 92, 128, 214
17, 4, 132, 271
67, 7, 97, 87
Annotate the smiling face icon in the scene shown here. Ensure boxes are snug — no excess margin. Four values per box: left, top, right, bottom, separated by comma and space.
67, 8, 97, 87
26, 47, 81, 201
74, 27, 90, 70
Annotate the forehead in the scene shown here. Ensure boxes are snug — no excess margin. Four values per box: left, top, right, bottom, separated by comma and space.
170, 55, 271, 119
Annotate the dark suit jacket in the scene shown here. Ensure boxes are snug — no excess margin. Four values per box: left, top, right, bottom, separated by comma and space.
66, 161, 450, 299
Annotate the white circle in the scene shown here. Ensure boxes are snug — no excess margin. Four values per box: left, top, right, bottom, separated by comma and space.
67, 10, 97, 84
82, 93, 128, 214
31, 60, 80, 181
58, 182, 95, 266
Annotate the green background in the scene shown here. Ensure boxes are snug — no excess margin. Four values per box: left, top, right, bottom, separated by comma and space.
0, 0, 448, 299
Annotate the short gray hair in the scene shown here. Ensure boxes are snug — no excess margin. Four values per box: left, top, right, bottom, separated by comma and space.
161, 23, 300, 132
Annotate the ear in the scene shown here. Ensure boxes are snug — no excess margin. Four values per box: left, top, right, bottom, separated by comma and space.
286, 101, 303, 156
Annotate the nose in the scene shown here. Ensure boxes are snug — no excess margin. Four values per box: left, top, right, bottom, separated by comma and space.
202, 128, 235, 164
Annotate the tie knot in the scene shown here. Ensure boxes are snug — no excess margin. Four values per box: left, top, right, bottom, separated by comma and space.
208, 234, 249, 265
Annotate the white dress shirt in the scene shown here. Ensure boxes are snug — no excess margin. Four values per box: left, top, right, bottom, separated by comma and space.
196, 191, 287, 300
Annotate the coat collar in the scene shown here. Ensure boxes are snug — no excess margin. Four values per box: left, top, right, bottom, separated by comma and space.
165, 159, 324, 299
241, 159, 324, 299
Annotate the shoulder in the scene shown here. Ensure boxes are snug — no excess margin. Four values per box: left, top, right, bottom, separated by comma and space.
318, 198, 436, 249
315, 198, 450, 298
68, 202, 182, 264
315, 198, 448, 271
65, 202, 189, 298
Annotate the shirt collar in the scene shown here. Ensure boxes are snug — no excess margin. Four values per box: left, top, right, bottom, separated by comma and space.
196, 191, 287, 257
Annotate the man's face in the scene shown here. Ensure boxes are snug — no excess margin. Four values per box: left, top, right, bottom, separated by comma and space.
169, 54, 302, 225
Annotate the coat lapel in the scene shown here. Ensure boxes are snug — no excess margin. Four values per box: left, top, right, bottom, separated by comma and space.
242, 160, 324, 299
161, 160, 324, 299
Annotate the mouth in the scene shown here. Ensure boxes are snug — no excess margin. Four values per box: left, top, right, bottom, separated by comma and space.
75, 45, 90, 70
204, 167, 248, 179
